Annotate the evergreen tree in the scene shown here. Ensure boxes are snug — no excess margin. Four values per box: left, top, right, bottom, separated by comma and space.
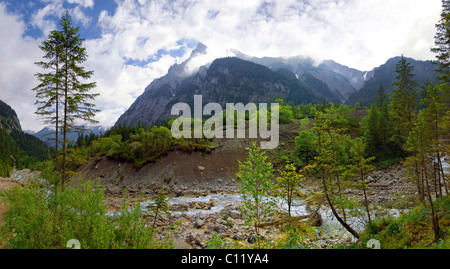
33, 29, 64, 171
391, 55, 418, 149
58, 12, 99, 186
431, 0, 450, 86
432, 0, 450, 153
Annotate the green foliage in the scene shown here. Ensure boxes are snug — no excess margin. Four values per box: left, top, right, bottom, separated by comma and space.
359, 196, 450, 249
237, 143, 276, 242
294, 129, 318, 166
0, 178, 172, 249
206, 233, 235, 249
0, 127, 49, 176
275, 162, 308, 217
146, 189, 171, 230
275, 224, 316, 249
279, 103, 294, 125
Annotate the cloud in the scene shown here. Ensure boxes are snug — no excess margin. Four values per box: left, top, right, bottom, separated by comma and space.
67, 0, 94, 9
0, 3, 43, 132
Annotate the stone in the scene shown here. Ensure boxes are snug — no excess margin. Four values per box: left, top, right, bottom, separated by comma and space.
194, 218, 204, 228
228, 210, 241, 219
247, 235, 257, 244
197, 166, 205, 171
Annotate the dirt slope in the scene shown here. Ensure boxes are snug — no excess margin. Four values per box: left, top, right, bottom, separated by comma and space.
75, 120, 303, 197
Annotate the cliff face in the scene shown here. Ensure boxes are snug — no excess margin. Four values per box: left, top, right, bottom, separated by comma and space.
0, 99, 21, 132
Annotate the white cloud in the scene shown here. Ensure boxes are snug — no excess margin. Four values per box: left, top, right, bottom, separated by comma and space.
67, 0, 94, 9
72, 6, 91, 27
0, 3, 44, 132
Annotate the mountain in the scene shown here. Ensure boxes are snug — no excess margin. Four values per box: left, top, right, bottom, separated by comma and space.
32, 126, 105, 147
232, 51, 371, 102
345, 57, 438, 106
0, 100, 49, 175
115, 46, 329, 128
114, 43, 439, 128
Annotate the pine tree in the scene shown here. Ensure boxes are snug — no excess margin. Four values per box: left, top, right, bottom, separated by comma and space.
391, 55, 418, 157
431, 0, 450, 159
58, 12, 99, 186
33, 29, 64, 171
431, 0, 450, 86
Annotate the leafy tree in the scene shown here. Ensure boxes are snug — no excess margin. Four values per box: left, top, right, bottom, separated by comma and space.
275, 162, 307, 218
312, 116, 360, 239
404, 110, 442, 242
349, 138, 375, 228
294, 129, 318, 166
237, 142, 276, 247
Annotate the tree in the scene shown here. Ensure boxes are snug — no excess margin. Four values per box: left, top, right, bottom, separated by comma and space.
350, 138, 375, 228
275, 162, 307, 218
237, 142, 276, 247
405, 110, 442, 242
312, 117, 360, 239
431, 0, 450, 168
432, 0, 450, 87
33, 29, 64, 171
58, 12, 99, 186
391, 55, 418, 147
147, 189, 171, 231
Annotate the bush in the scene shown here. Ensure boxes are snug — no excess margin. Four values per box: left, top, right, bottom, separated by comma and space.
0, 178, 173, 249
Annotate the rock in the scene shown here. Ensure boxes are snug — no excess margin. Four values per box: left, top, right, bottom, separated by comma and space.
233, 232, 245, 241
247, 235, 257, 244
194, 218, 205, 228
197, 166, 205, 171
228, 210, 241, 219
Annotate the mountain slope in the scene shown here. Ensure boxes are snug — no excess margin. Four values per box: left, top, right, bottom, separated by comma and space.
232, 52, 370, 102
115, 56, 324, 128
0, 100, 49, 176
0, 99, 21, 132
345, 57, 438, 106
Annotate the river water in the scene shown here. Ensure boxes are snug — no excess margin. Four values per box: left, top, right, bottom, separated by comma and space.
138, 192, 376, 238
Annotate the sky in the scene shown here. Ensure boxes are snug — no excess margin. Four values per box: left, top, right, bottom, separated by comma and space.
0, 0, 443, 132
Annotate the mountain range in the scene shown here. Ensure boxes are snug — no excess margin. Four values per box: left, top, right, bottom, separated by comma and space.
112, 43, 438, 128
26, 126, 105, 147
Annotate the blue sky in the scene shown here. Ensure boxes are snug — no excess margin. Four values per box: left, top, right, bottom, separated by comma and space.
0, 0, 443, 131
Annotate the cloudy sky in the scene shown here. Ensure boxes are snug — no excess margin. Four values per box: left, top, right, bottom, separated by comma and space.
0, 0, 443, 132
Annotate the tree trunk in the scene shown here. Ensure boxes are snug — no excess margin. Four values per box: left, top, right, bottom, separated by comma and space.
322, 175, 359, 239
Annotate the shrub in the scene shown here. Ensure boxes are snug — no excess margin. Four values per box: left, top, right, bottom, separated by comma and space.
0, 178, 173, 249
